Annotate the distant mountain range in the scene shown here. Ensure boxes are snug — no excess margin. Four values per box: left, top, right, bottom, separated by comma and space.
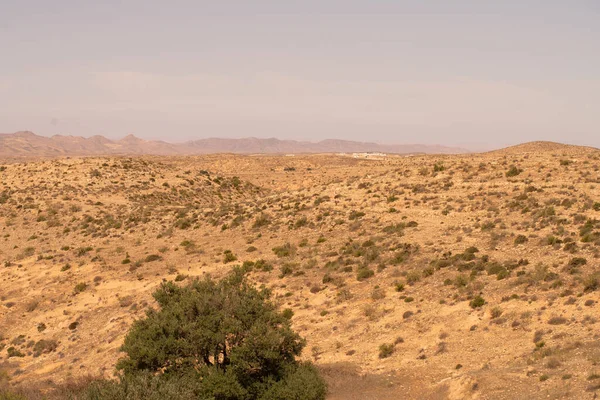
0, 131, 470, 158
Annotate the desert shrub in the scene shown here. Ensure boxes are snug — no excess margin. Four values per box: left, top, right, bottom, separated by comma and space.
281, 308, 294, 319
356, 267, 374, 281
470, 295, 486, 309
454, 274, 469, 288
486, 263, 508, 280
506, 165, 523, 177
20, 246, 36, 258
406, 270, 421, 285
223, 250, 237, 263
272, 243, 296, 258
279, 263, 295, 278
514, 234, 528, 245
433, 162, 445, 173
174, 218, 192, 229
382, 223, 405, 235
348, 210, 365, 220
563, 241, 578, 253
76, 246, 93, 257
548, 316, 568, 325
545, 235, 562, 246
313, 196, 330, 206
490, 307, 503, 319
60, 263, 71, 272
565, 257, 587, 274
253, 213, 271, 229
85, 268, 327, 399
371, 287, 386, 300
144, 254, 161, 263
579, 219, 600, 242
250, 259, 270, 272
174, 274, 188, 282
294, 217, 308, 229
73, 282, 88, 294
33, 339, 58, 357
480, 221, 496, 231
583, 273, 600, 292
240, 260, 255, 272
378, 343, 395, 359
26, 300, 39, 312
6, 347, 24, 358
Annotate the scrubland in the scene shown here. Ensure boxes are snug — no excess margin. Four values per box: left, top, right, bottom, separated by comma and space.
1, 142, 600, 399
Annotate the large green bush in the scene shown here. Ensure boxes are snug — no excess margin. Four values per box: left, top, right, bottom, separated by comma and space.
81, 267, 326, 400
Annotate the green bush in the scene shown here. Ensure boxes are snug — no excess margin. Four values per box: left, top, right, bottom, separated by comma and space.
514, 234, 528, 245
6, 347, 24, 358
255, 259, 273, 272
73, 282, 88, 294
82, 268, 326, 399
144, 254, 161, 263
506, 165, 523, 177
223, 250, 238, 263
33, 339, 58, 357
470, 295, 486, 309
378, 343, 395, 359
356, 267, 374, 281
348, 210, 365, 220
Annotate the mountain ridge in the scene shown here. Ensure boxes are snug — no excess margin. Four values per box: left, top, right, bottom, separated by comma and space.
0, 131, 471, 158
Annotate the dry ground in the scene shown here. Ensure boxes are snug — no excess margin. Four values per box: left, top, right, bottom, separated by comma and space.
1, 142, 600, 399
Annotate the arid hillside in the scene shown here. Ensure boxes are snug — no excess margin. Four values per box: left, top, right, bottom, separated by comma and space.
1, 144, 600, 399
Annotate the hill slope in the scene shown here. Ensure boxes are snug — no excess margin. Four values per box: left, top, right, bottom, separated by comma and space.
487, 141, 599, 155
2, 147, 600, 398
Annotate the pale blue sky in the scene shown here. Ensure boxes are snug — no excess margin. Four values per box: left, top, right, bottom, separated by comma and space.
1, 1, 599, 148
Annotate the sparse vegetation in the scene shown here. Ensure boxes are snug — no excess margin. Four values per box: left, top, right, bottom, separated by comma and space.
2, 146, 600, 397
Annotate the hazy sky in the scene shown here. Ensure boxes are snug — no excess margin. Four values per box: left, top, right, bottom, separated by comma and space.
1, 1, 599, 148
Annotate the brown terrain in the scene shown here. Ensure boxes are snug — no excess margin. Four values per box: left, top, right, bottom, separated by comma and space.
1, 141, 600, 399
0, 131, 469, 158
